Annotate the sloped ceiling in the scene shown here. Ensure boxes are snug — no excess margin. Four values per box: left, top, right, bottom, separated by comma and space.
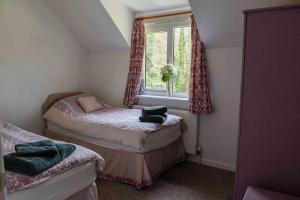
188, 0, 300, 48
99, 0, 133, 45
45, 0, 300, 51
120, 0, 190, 13
44, 0, 131, 52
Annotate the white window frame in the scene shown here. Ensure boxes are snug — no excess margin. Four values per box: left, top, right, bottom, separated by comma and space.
142, 16, 191, 99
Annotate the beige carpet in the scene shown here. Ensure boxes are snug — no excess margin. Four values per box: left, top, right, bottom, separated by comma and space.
97, 161, 235, 200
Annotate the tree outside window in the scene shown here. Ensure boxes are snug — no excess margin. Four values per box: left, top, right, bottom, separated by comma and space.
143, 18, 191, 98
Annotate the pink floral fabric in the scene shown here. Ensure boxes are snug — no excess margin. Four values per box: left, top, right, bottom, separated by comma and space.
99, 155, 185, 189
189, 16, 213, 114
52, 94, 111, 118
47, 94, 182, 135
123, 19, 145, 107
0, 121, 105, 193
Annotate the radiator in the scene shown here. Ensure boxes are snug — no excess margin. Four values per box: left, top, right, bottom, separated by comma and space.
133, 105, 199, 155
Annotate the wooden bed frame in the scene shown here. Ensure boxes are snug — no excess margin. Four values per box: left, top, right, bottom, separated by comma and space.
42, 91, 82, 115
42, 92, 186, 189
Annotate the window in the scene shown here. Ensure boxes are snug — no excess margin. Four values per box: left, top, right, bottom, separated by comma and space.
141, 17, 191, 98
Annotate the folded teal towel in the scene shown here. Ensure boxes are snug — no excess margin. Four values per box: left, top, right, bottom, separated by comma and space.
142, 106, 168, 116
159, 113, 168, 118
4, 140, 76, 176
139, 115, 166, 124
15, 140, 58, 157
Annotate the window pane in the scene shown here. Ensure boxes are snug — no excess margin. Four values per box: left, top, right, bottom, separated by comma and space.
173, 26, 191, 94
145, 31, 167, 90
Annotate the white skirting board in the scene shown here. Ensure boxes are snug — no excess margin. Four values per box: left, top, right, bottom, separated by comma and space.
187, 154, 236, 172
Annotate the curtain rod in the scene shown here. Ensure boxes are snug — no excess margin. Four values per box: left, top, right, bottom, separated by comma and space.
135, 11, 192, 20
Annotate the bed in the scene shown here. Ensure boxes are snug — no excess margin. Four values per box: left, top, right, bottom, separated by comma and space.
0, 121, 105, 200
42, 92, 186, 189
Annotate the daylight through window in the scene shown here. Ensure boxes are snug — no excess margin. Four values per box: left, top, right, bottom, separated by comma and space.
142, 17, 191, 98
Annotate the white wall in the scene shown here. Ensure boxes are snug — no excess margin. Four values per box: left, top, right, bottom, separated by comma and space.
199, 47, 242, 171
87, 51, 130, 106
0, 0, 88, 133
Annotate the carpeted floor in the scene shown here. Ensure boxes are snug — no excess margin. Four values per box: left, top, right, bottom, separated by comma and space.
97, 161, 235, 200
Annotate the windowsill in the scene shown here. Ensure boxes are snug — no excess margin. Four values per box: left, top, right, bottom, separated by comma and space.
137, 95, 189, 110
138, 94, 188, 101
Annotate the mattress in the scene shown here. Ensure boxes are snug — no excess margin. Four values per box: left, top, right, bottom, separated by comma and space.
47, 121, 181, 153
8, 161, 96, 200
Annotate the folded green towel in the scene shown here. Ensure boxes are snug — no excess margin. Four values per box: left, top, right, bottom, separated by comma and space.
159, 113, 168, 118
4, 141, 76, 176
15, 140, 58, 157
139, 115, 166, 124
142, 106, 168, 116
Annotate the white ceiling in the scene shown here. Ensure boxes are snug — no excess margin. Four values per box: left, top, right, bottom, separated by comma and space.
120, 0, 190, 13
45, 0, 129, 52
189, 0, 300, 48
44, 0, 300, 52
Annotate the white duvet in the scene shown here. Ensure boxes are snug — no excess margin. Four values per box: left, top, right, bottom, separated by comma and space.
43, 95, 182, 151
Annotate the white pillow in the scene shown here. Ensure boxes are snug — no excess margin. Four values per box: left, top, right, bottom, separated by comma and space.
78, 96, 104, 113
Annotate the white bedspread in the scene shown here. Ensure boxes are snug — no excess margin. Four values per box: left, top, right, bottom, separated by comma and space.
43, 95, 182, 151
8, 161, 96, 200
0, 121, 104, 193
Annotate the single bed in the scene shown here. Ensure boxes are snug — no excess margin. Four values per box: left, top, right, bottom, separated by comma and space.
0, 121, 105, 200
42, 92, 186, 189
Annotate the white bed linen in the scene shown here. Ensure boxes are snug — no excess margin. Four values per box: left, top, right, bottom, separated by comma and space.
47, 122, 182, 153
43, 95, 182, 152
8, 161, 96, 200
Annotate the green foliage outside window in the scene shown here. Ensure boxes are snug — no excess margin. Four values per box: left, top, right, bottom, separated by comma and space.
145, 26, 191, 95
145, 31, 167, 90
173, 27, 191, 93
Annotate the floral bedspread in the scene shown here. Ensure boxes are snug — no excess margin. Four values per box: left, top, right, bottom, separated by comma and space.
0, 121, 105, 193
44, 94, 182, 134
42, 94, 183, 151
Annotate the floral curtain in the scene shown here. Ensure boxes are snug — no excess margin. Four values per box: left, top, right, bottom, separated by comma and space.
189, 16, 213, 114
123, 19, 145, 107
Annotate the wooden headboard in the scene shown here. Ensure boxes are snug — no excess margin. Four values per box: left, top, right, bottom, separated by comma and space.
41, 91, 82, 114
